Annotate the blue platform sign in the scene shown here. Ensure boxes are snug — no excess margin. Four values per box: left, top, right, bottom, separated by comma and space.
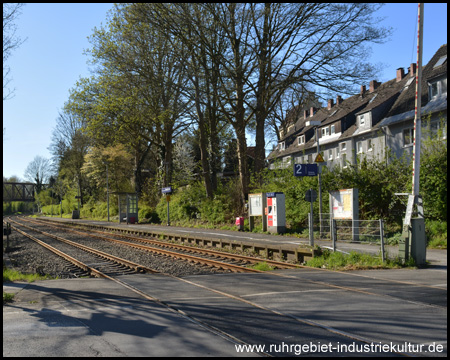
294, 164, 318, 177
162, 186, 172, 194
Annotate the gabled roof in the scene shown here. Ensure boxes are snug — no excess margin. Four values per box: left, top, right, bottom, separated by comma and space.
383, 44, 447, 120
267, 44, 447, 162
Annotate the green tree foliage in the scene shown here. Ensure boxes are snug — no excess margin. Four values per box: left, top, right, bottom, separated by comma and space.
81, 144, 134, 197
419, 116, 447, 221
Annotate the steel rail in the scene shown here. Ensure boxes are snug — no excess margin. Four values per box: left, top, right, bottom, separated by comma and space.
7, 217, 271, 356
29, 216, 302, 270
6, 216, 425, 356
13, 217, 263, 274
8, 217, 158, 274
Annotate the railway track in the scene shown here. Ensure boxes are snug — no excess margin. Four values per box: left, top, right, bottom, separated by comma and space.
17, 216, 304, 271
4, 216, 444, 357
6, 216, 267, 275
7, 218, 158, 278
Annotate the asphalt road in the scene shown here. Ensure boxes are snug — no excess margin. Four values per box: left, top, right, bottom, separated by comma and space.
4, 218, 446, 356
4, 263, 447, 357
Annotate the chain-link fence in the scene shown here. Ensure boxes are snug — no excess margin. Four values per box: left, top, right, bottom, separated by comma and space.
309, 214, 386, 261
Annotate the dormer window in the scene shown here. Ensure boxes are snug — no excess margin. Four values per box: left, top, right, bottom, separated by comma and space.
359, 114, 365, 126
321, 127, 330, 137
279, 141, 285, 151
428, 76, 447, 99
298, 135, 305, 145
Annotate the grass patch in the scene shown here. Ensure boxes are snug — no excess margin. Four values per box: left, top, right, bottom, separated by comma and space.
3, 267, 53, 282
249, 261, 275, 271
305, 248, 410, 270
3, 292, 14, 304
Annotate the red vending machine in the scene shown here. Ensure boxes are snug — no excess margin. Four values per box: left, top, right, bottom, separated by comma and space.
266, 192, 286, 234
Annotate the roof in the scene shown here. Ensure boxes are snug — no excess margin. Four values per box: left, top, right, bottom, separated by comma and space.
267, 44, 447, 162
378, 44, 447, 128
384, 44, 447, 120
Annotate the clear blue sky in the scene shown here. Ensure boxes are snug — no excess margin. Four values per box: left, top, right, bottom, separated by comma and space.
3, 3, 448, 180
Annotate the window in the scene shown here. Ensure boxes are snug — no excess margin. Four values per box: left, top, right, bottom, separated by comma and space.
433, 55, 447, 69
336, 145, 340, 158
279, 141, 285, 151
341, 153, 347, 168
357, 141, 363, 154
403, 128, 414, 147
331, 124, 335, 135
368, 139, 373, 152
428, 77, 447, 99
321, 127, 330, 137
304, 155, 309, 164
359, 114, 365, 126
298, 135, 305, 145
288, 124, 294, 133
328, 149, 333, 160
340, 142, 347, 151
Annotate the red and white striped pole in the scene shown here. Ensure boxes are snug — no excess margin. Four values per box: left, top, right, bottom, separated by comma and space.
411, 3, 423, 197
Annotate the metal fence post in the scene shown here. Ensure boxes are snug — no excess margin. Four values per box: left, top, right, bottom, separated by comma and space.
308, 212, 314, 247
380, 218, 385, 262
332, 219, 337, 252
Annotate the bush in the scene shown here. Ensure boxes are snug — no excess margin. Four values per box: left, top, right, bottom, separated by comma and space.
156, 182, 206, 223
139, 205, 160, 223
425, 220, 447, 249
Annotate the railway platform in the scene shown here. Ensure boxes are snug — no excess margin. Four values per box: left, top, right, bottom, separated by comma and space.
35, 216, 447, 267
3, 216, 447, 357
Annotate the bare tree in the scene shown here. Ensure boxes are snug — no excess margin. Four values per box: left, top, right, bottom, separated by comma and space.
3, 3, 26, 100
24, 156, 52, 193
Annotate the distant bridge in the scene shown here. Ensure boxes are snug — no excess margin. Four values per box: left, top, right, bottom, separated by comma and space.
3, 182, 36, 202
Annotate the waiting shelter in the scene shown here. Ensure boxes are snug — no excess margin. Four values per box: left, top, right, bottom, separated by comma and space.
114, 192, 138, 224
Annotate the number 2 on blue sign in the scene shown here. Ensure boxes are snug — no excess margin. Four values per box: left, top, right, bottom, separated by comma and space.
295, 164, 302, 176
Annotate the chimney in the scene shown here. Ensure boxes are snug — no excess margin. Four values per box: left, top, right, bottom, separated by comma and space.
327, 99, 334, 110
369, 80, 380, 93
310, 106, 315, 117
304, 110, 308, 120
336, 95, 342, 105
360, 85, 366, 95
396, 68, 405, 82
409, 63, 416, 76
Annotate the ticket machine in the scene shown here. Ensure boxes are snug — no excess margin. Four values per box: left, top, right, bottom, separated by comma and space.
266, 192, 286, 234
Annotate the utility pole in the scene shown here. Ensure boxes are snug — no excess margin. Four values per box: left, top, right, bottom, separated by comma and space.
106, 163, 110, 222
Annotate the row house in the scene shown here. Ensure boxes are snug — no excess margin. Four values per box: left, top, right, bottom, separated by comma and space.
267, 44, 447, 170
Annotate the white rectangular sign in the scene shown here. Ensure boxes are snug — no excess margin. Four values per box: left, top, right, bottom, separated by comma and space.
249, 193, 263, 216
329, 189, 358, 220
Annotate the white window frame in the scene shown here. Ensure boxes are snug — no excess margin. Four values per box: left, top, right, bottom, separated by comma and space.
331, 124, 335, 135
428, 77, 447, 99
279, 141, 285, 151
367, 139, 373, 152
357, 141, 363, 154
298, 135, 305, 145
328, 149, 333, 160
359, 114, 365, 126
341, 153, 347, 168
403, 128, 414, 147
336, 145, 340, 158
340, 142, 347, 151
